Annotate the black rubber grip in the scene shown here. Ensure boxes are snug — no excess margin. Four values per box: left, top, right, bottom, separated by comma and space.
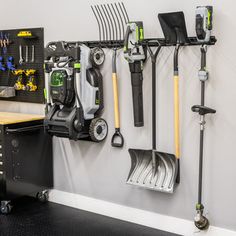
131, 71, 144, 127
129, 62, 144, 127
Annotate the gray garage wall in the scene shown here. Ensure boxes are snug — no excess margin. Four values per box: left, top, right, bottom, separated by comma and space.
0, 0, 236, 231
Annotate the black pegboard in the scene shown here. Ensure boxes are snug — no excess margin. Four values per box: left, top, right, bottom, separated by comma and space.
0, 28, 44, 104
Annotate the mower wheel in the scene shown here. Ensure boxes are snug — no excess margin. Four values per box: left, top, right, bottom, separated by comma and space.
89, 118, 108, 142
90, 47, 105, 67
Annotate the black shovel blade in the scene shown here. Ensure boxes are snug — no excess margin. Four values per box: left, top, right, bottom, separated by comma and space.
158, 12, 189, 45
127, 149, 178, 193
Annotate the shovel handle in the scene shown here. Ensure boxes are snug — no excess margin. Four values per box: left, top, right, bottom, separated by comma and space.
174, 75, 180, 159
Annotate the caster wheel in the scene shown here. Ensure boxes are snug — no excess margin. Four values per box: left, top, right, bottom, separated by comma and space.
194, 216, 209, 230
89, 118, 108, 142
36, 190, 49, 203
1, 202, 12, 215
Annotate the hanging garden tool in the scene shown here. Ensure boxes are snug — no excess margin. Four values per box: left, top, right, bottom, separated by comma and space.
127, 43, 165, 190
127, 12, 188, 193
124, 22, 146, 127
193, 6, 215, 230
111, 48, 124, 147
91, 2, 129, 147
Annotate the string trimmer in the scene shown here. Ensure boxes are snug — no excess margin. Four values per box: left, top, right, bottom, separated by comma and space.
193, 6, 216, 230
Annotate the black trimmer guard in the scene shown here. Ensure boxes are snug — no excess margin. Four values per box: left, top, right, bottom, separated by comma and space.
127, 149, 178, 193
158, 12, 189, 44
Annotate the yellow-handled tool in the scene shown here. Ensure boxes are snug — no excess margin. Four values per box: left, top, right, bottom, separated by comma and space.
174, 75, 180, 159
111, 49, 124, 147
173, 44, 181, 183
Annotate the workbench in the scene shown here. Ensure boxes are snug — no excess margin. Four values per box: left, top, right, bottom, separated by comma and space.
0, 112, 53, 214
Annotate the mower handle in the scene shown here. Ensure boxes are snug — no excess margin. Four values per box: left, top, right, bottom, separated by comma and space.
111, 128, 124, 148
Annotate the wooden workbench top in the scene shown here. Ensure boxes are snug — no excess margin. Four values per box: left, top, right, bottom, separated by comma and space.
0, 112, 44, 125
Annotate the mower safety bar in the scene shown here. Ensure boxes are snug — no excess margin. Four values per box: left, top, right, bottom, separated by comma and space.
44, 41, 80, 61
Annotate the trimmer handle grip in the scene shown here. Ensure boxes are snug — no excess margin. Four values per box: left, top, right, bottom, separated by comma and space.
192, 105, 216, 115
129, 62, 144, 127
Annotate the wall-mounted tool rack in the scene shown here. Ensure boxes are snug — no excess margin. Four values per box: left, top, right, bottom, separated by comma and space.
0, 28, 45, 104
58, 36, 216, 49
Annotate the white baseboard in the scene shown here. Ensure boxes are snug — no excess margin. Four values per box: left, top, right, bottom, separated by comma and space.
49, 190, 236, 236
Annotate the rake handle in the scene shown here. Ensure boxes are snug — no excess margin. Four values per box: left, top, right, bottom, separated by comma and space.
112, 72, 120, 128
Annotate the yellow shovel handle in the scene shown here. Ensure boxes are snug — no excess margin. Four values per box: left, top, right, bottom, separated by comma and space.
112, 73, 120, 128
174, 75, 180, 159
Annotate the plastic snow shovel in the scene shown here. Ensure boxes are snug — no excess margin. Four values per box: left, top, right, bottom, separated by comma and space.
127, 12, 188, 193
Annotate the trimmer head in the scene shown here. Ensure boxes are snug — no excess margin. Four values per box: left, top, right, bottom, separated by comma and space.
158, 12, 189, 44
127, 149, 178, 193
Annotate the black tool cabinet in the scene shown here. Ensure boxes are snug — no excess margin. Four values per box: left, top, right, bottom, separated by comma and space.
0, 115, 53, 214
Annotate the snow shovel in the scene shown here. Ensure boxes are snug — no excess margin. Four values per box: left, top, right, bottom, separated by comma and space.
127, 12, 188, 193
127, 44, 177, 193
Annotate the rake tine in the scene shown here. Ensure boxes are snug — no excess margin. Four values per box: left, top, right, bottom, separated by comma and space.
118, 2, 127, 26
97, 5, 108, 41
94, 5, 105, 41
91, 5, 101, 42
101, 5, 111, 41
111, 3, 121, 41
104, 4, 115, 41
114, 3, 124, 39
111, 4, 121, 40
108, 4, 118, 41
118, 3, 128, 24
121, 2, 130, 22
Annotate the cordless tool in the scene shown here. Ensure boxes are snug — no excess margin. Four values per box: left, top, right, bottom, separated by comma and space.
124, 21, 146, 127
193, 6, 215, 230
